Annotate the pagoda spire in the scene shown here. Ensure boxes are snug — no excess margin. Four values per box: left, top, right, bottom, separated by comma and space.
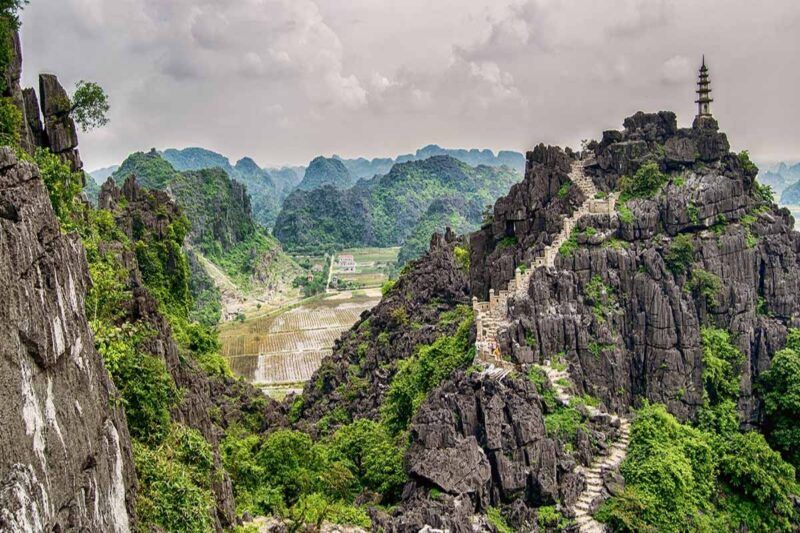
695, 55, 713, 118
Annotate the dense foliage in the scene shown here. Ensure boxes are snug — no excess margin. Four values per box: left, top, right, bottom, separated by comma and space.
274, 156, 520, 264
761, 329, 800, 468
162, 147, 283, 227
70, 80, 110, 132
598, 328, 798, 532
113, 150, 301, 296
382, 305, 474, 433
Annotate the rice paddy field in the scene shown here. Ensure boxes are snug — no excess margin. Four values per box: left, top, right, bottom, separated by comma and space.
220, 247, 398, 396
331, 247, 400, 288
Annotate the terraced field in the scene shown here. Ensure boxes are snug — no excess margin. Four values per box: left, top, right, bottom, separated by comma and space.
220, 288, 381, 396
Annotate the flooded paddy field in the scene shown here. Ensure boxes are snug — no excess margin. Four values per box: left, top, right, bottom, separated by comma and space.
220, 288, 382, 397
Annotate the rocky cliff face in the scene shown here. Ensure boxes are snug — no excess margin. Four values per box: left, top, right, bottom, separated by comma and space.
295, 111, 800, 529
98, 175, 284, 530
0, 148, 136, 531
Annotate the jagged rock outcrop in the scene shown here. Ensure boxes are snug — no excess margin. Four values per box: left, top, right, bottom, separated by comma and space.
3, 31, 82, 172
472, 111, 799, 427
0, 147, 136, 531
97, 176, 285, 530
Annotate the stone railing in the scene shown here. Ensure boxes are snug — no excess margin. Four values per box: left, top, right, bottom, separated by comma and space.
473, 160, 617, 368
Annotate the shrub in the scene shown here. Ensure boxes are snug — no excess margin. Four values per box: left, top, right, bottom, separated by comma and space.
486, 507, 514, 533
453, 244, 470, 271
718, 431, 797, 530
557, 181, 571, 199
617, 202, 634, 224
664, 234, 694, 275
761, 336, 800, 467
0, 96, 21, 146
134, 427, 216, 532
35, 148, 83, 227
688, 269, 721, 308
558, 234, 578, 256
584, 274, 617, 322
382, 306, 474, 433
738, 150, 758, 175
618, 162, 668, 200
381, 278, 396, 296
700, 327, 744, 405
613, 404, 716, 529
328, 419, 407, 500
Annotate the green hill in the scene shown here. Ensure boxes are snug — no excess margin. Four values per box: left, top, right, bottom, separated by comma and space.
296, 156, 355, 191
274, 155, 521, 261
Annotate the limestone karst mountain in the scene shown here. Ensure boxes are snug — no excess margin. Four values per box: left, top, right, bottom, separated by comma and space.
2, 4, 799, 530
274, 155, 521, 260
293, 111, 800, 531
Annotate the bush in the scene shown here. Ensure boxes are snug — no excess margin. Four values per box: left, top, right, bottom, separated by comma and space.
453, 244, 470, 271
612, 404, 716, 529
486, 507, 513, 533
617, 202, 634, 224
35, 148, 83, 227
619, 162, 668, 200
761, 334, 800, 467
718, 432, 797, 531
381, 278, 396, 296
92, 321, 177, 444
328, 419, 407, 500
134, 426, 216, 532
557, 181, 571, 199
688, 269, 721, 308
382, 306, 474, 433
664, 234, 694, 275
700, 327, 744, 405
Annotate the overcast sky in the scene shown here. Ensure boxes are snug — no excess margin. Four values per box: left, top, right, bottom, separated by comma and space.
20, 0, 800, 171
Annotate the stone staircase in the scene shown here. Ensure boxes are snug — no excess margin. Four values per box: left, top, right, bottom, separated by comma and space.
471, 159, 630, 529
472, 159, 617, 365
537, 360, 631, 532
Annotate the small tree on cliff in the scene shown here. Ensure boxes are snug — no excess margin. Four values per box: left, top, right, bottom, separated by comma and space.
69, 80, 110, 132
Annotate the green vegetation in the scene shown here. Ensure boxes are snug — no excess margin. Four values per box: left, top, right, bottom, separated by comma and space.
487, 506, 514, 533
0, 1, 26, 144
664, 234, 694, 275
382, 305, 474, 434
69, 80, 110, 132
34, 148, 83, 229
537, 505, 570, 530
687, 203, 699, 225
454, 244, 470, 271
617, 202, 634, 224
584, 275, 617, 322
599, 329, 798, 532
274, 156, 521, 262
557, 181, 572, 199
219, 426, 376, 527
688, 269, 721, 308
618, 162, 668, 201
134, 425, 216, 532
761, 329, 800, 468
738, 150, 758, 175
558, 233, 578, 256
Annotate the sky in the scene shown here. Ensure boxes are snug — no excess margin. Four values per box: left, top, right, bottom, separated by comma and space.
20, 0, 800, 171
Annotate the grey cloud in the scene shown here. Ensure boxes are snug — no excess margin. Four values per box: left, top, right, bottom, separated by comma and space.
19, 0, 800, 170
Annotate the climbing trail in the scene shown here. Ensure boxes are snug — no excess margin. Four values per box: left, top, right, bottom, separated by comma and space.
537, 361, 631, 532
472, 159, 616, 366
471, 159, 628, 530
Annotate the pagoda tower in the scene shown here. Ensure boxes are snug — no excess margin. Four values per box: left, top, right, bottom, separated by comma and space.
695, 55, 713, 117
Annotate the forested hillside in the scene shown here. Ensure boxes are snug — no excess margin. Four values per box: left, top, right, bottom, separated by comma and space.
274, 155, 521, 261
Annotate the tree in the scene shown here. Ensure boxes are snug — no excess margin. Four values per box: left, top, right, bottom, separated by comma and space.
70, 80, 110, 132
762, 335, 800, 467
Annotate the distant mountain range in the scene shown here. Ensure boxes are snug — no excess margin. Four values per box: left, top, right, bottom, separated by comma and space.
274, 155, 522, 262
88, 145, 525, 234
758, 161, 800, 204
